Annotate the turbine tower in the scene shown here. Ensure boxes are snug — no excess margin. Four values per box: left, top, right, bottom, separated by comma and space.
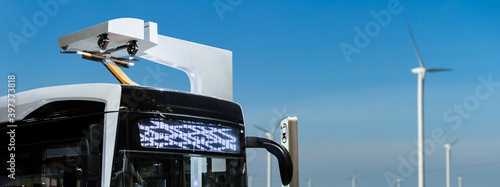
351, 175, 356, 187
444, 139, 458, 187
255, 123, 280, 187
249, 176, 252, 187
408, 21, 451, 187
458, 176, 462, 187
351, 171, 359, 187
248, 173, 257, 187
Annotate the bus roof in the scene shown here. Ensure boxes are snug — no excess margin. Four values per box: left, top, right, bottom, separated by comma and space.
0, 83, 122, 123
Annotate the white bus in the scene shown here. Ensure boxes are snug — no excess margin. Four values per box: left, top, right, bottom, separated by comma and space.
0, 84, 292, 187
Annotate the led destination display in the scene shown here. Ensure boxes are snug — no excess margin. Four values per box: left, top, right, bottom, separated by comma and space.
138, 118, 241, 154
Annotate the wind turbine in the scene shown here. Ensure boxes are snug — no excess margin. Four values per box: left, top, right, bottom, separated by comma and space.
351, 175, 357, 187
351, 170, 359, 187
408, 21, 452, 187
444, 139, 458, 187
249, 175, 253, 187
254, 123, 280, 187
458, 176, 462, 187
307, 174, 316, 187
248, 173, 256, 187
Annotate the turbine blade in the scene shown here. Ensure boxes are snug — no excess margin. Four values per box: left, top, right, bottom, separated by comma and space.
271, 122, 281, 134
253, 125, 270, 133
427, 68, 452, 72
450, 139, 459, 146
407, 21, 425, 68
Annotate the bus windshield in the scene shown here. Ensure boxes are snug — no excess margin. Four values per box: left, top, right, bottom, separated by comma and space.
111, 151, 246, 187
112, 112, 247, 187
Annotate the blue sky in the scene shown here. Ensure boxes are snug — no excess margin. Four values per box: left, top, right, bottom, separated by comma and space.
2, 0, 500, 186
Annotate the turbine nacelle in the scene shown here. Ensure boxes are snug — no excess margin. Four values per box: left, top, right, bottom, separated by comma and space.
411, 67, 426, 74
444, 144, 451, 149
265, 132, 273, 139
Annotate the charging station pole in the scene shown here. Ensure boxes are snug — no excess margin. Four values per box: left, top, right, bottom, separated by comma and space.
281, 117, 299, 187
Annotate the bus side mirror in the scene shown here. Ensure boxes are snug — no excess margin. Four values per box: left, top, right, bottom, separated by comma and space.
245, 136, 293, 186
80, 124, 102, 182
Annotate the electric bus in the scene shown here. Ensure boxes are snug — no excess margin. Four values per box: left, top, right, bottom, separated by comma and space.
0, 84, 292, 187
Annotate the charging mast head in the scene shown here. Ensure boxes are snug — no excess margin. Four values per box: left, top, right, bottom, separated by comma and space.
58, 18, 233, 101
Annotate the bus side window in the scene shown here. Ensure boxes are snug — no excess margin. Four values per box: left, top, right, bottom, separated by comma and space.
1, 100, 106, 187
